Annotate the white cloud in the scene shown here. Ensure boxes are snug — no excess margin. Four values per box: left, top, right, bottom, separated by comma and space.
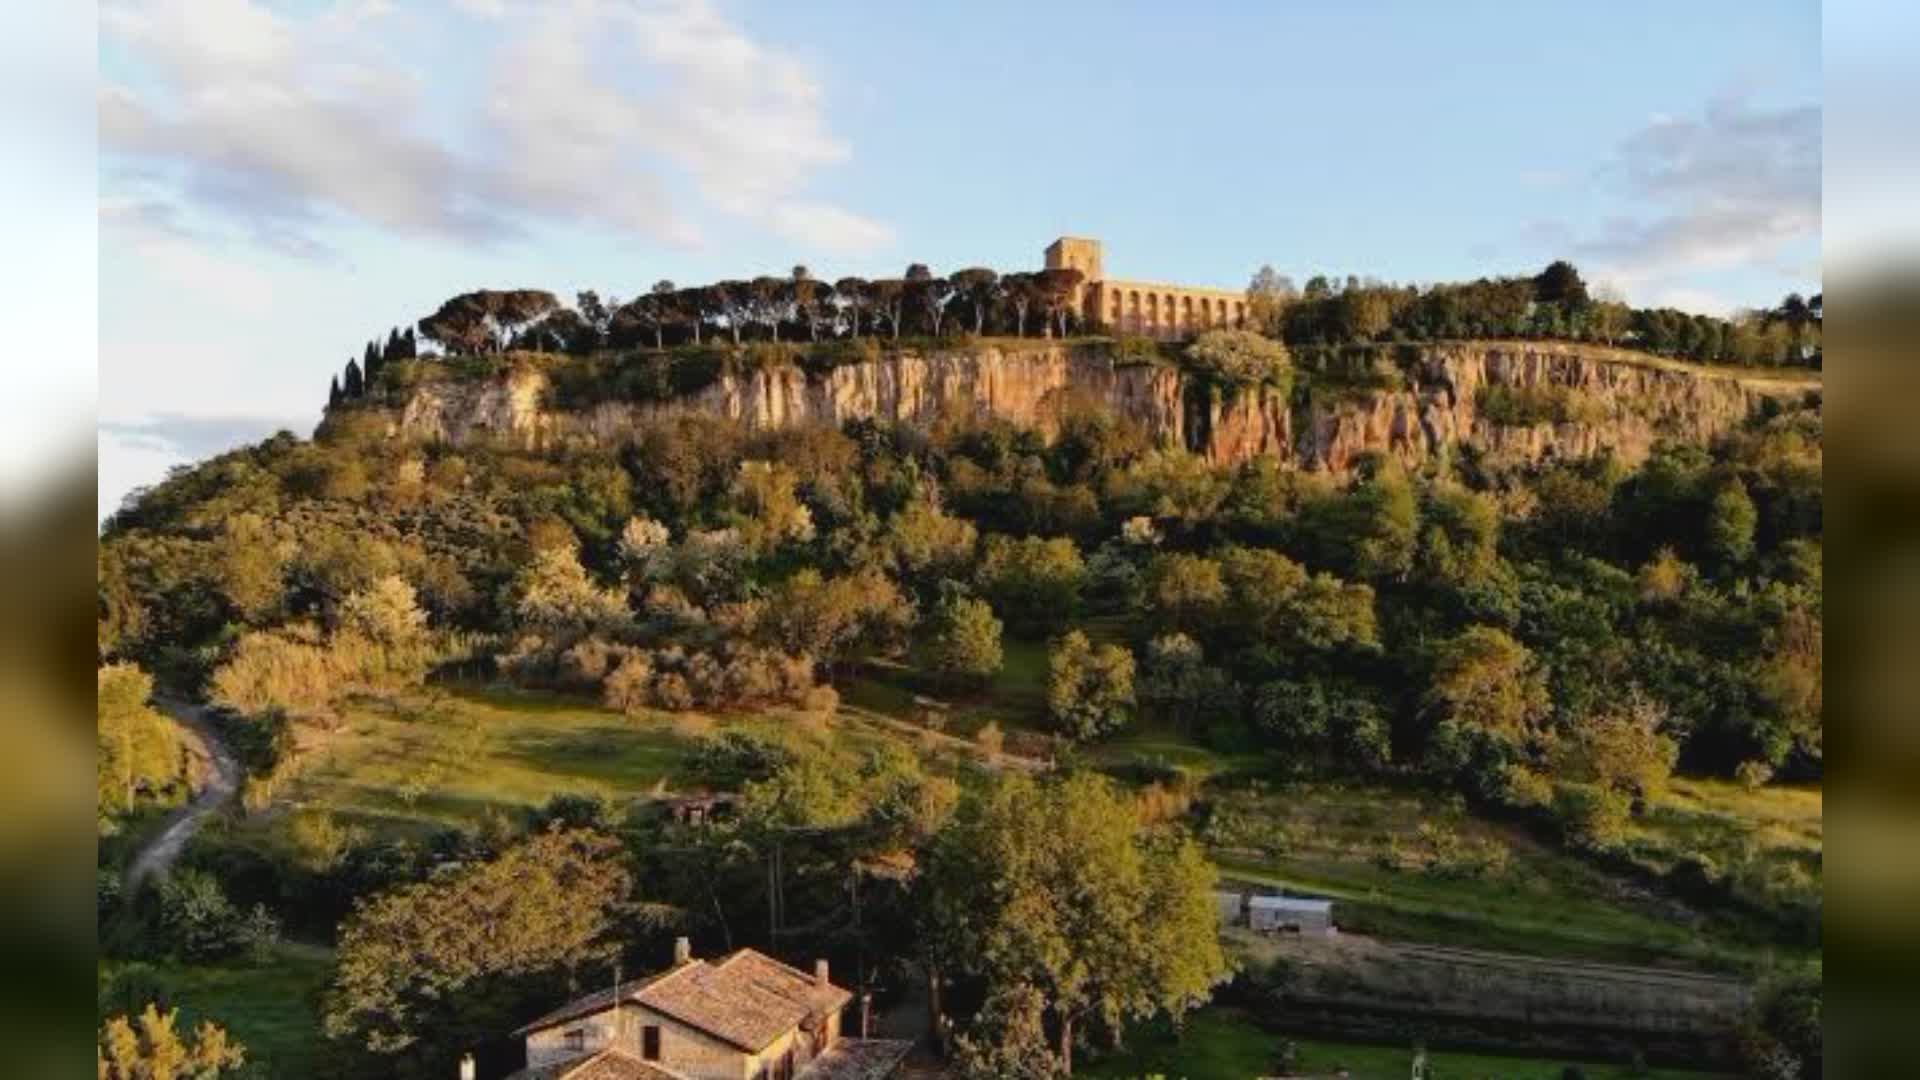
1573, 94, 1819, 287
1645, 286, 1735, 319
770, 202, 896, 255
100, 0, 890, 256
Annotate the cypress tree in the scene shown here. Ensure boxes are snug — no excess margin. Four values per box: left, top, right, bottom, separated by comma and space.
328, 375, 343, 409
384, 327, 404, 363
402, 327, 417, 358
343, 358, 364, 399
363, 340, 384, 388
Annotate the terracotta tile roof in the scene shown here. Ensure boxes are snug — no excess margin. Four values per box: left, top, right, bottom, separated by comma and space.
635, 949, 852, 1052
795, 1039, 913, 1080
506, 1048, 686, 1080
517, 949, 853, 1054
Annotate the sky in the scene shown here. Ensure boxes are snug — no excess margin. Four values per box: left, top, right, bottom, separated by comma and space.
96, 0, 1823, 518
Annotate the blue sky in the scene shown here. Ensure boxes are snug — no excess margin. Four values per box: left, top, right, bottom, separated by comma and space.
98, 0, 1821, 516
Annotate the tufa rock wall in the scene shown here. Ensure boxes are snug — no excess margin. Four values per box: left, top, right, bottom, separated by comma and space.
388, 341, 1809, 476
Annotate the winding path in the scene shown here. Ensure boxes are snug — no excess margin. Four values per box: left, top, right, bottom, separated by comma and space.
125, 700, 241, 889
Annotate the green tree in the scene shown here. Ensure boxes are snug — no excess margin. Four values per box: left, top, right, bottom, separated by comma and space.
951, 984, 1068, 1080
1145, 553, 1225, 633
920, 773, 1227, 1073
98, 1004, 247, 1080
889, 500, 978, 587
1423, 626, 1551, 798
214, 512, 288, 623
976, 534, 1086, 634
1707, 476, 1758, 567
1218, 545, 1377, 652
97, 664, 183, 825
159, 870, 246, 961
1047, 630, 1136, 741
1533, 260, 1591, 307
1554, 692, 1678, 803
929, 596, 1003, 686
950, 267, 1001, 335
1336, 288, 1392, 341
1138, 634, 1240, 735
512, 544, 628, 632
728, 460, 816, 552
336, 574, 432, 686
325, 829, 631, 1059
1033, 268, 1086, 338
1244, 265, 1296, 335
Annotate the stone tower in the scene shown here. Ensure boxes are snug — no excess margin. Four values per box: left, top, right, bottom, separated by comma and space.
1044, 236, 1104, 282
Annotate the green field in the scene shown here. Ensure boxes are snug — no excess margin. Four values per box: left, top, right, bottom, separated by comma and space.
263, 682, 1814, 972
261, 683, 793, 838
1082, 1008, 1727, 1080
100, 944, 335, 1080
1196, 780, 1803, 971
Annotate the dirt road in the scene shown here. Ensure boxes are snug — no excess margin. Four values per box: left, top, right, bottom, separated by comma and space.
125, 700, 240, 889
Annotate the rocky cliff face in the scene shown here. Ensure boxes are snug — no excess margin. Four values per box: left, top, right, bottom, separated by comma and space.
389, 341, 1810, 476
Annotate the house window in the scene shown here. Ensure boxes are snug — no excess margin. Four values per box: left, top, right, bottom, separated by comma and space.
564, 1029, 585, 1053
641, 1025, 661, 1061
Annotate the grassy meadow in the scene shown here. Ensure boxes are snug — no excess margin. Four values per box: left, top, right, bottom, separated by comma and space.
1081, 1008, 1729, 1080
99, 943, 335, 1080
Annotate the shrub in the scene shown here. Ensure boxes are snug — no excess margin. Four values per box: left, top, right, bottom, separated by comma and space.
1554, 784, 1631, 851
689, 732, 795, 788
1737, 759, 1776, 790
599, 653, 652, 714
1184, 329, 1293, 394
158, 870, 245, 961
1476, 383, 1609, 426
208, 626, 340, 715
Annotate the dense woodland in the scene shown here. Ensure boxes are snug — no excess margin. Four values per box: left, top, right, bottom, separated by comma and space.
100, 268, 1821, 1078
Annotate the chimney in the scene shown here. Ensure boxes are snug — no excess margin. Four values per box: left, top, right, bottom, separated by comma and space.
672, 936, 692, 966
813, 959, 830, 988
458, 1053, 476, 1080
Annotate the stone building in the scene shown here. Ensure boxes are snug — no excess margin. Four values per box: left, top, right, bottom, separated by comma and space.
504, 938, 909, 1080
1044, 236, 1249, 339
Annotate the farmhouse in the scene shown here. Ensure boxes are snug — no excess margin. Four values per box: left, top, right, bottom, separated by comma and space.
1249, 894, 1336, 936
504, 939, 909, 1080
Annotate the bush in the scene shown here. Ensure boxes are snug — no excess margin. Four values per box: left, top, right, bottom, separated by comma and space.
158, 870, 246, 961
689, 732, 795, 788
527, 793, 615, 833
1475, 383, 1608, 426
209, 626, 340, 715
1184, 329, 1293, 393
1553, 785, 1631, 851
801, 335, 882, 376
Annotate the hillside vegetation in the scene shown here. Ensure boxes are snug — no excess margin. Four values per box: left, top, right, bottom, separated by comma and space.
98, 261, 1821, 1079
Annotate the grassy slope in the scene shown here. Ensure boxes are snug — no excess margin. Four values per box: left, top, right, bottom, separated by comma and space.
100, 943, 335, 1080
1081, 1009, 1727, 1080
261, 684, 795, 838
1197, 779, 1813, 971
